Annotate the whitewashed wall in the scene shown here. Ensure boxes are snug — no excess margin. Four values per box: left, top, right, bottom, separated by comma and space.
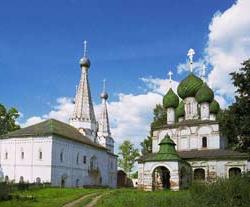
0, 136, 53, 183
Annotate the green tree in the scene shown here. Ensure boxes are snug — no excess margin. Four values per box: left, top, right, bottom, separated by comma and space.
218, 59, 250, 151
0, 104, 20, 136
118, 140, 139, 177
140, 104, 167, 156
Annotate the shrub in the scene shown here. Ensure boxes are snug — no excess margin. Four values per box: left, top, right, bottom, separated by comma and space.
0, 182, 11, 201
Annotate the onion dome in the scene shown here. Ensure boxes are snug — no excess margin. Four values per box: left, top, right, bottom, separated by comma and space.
176, 101, 185, 118
100, 92, 108, 100
210, 99, 220, 114
177, 73, 203, 99
80, 57, 91, 68
163, 88, 179, 109
195, 83, 214, 103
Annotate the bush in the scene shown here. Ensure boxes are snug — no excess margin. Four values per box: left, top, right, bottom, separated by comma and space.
0, 182, 12, 201
190, 173, 250, 207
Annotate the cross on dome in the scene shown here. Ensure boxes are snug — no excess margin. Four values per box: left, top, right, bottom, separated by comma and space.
201, 64, 206, 82
187, 48, 195, 72
83, 40, 87, 57
102, 79, 106, 92
168, 70, 173, 87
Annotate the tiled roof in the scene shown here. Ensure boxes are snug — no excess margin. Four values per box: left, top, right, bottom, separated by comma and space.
1, 119, 106, 151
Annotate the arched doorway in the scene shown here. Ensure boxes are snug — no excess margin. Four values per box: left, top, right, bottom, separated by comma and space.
229, 167, 241, 178
194, 168, 205, 181
152, 166, 170, 190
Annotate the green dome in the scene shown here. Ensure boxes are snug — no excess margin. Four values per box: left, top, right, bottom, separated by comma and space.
176, 101, 185, 118
177, 73, 203, 99
195, 83, 214, 103
210, 100, 220, 114
163, 88, 179, 108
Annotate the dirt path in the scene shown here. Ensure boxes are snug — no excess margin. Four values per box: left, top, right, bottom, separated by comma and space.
84, 194, 104, 207
62, 193, 97, 207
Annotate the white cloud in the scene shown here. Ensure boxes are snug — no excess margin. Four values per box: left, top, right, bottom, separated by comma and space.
177, 59, 205, 76
206, 0, 250, 98
21, 78, 173, 147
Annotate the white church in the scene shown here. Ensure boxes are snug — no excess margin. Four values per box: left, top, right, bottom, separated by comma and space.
0, 41, 117, 188
138, 49, 250, 191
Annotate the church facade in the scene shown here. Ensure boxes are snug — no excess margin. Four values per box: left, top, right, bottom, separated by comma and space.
0, 42, 117, 188
138, 49, 250, 191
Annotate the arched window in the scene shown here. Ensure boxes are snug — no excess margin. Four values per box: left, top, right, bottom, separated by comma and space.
76, 153, 79, 165
5, 152, 8, 160
36, 177, 41, 184
19, 176, 24, 183
4, 176, 9, 182
229, 167, 241, 177
21, 151, 24, 159
83, 156, 87, 164
194, 168, 205, 181
202, 137, 207, 148
60, 151, 64, 162
39, 150, 43, 160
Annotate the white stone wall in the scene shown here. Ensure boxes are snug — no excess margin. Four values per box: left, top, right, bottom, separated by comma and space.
200, 102, 210, 120
167, 108, 175, 124
189, 159, 250, 181
0, 136, 53, 183
184, 97, 199, 120
0, 136, 117, 188
50, 135, 116, 188
152, 123, 223, 152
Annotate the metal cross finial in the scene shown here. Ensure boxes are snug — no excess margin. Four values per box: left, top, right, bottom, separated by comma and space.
187, 48, 195, 72
201, 64, 206, 82
102, 79, 106, 92
168, 70, 173, 88
83, 40, 87, 57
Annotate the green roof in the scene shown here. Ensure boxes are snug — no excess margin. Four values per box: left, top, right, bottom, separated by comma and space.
1, 119, 106, 151
163, 88, 179, 109
195, 83, 214, 103
141, 135, 182, 162
176, 101, 185, 118
177, 73, 203, 99
210, 99, 220, 114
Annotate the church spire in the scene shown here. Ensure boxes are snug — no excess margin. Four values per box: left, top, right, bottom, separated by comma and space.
98, 79, 111, 137
187, 48, 195, 73
70, 41, 97, 139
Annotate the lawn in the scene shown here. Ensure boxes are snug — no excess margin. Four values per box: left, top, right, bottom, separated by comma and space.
0, 187, 100, 207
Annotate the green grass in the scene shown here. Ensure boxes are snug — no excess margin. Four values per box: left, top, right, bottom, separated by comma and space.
0, 187, 99, 207
97, 174, 250, 207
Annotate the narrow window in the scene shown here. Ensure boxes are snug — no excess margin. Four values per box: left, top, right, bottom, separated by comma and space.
202, 137, 207, 148
83, 156, 86, 164
21, 151, 24, 159
39, 150, 43, 160
5, 152, 8, 160
76, 153, 79, 165
60, 152, 63, 162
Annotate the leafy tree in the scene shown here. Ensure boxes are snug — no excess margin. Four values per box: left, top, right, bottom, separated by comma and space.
0, 104, 20, 136
140, 136, 152, 155
219, 59, 250, 151
140, 104, 167, 156
118, 140, 139, 177
229, 59, 250, 150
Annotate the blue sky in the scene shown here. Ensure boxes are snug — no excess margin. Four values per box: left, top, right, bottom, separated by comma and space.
0, 0, 233, 115
1, 0, 250, 145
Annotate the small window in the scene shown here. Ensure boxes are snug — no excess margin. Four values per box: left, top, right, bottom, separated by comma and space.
5, 152, 8, 160
202, 137, 207, 148
60, 152, 63, 162
76, 153, 79, 165
21, 151, 24, 159
39, 151, 43, 160
83, 156, 86, 164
